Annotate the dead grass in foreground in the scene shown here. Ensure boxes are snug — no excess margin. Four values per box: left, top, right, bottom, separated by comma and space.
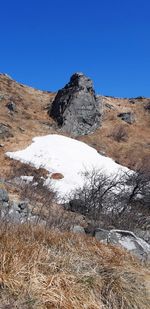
0, 224, 149, 309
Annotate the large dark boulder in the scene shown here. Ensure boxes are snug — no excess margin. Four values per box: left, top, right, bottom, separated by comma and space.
49, 73, 102, 135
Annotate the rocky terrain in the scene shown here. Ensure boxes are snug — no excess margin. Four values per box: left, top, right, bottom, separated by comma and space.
0, 72, 150, 308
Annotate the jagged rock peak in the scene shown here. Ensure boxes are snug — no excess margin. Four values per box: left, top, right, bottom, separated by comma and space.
49, 73, 102, 136
66, 72, 94, 90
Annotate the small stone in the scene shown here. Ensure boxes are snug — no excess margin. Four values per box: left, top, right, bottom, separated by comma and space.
94, 228, 109, 242
71, 225, 85, 234
19, 127, 25, 132
0, 188, 9, 202
0, 123, 13, 139
6, 101, 16, 112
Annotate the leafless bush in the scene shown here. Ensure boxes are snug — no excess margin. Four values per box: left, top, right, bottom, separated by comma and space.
67, 169, 125, 217
110, 124, 128, 142
67, 167, 150, 231
122, 166, 150, 211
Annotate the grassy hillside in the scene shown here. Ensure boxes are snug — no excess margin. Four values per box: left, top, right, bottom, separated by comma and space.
0, 223, 150, 309
0, 74, 150, 308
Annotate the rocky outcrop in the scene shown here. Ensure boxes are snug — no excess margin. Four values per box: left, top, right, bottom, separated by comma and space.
70, 224, 150, 261
117, 112, 135, 124
0, 187, 44, 224
94, 228, 150, 261
49, 73, 102, 135
0, 123, 13, 140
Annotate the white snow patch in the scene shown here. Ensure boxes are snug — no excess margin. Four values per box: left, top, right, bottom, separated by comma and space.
20, 176, 34, 183
6, 134, 131, 200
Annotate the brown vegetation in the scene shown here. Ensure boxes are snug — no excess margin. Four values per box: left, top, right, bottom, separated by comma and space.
110, 124, 128, 142
0, 223, 149, 309
79, 96, 150, 169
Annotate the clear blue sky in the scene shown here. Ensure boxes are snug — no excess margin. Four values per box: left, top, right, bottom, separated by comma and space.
0, 0, 150, 97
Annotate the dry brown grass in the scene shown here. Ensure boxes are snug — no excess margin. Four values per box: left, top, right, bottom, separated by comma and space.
79, 98, 150, 169
0, 223, 149, 309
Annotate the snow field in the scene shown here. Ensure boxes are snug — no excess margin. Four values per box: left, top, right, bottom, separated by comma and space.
6, 134, 130, 199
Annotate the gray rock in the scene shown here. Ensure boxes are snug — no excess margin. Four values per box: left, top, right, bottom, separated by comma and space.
6, 101, 16, 112
105, 103, 115, 110
117, 112, 135, 124
0, 95, 4, 100
11, 200, 29, 214
18, 200, 28, 210
18, 127, 25, 132
0, 198, 30, 223
0, 194, 46, 225
0, 123, 13, 139
0, 188, 9, 203
134, 228, 150, 244
94, 228, 109, 243
49, 73, 102, 135
1, 202, 9, 208
108, 230, 150, 261
94, 228, 150, 261
71, 225, 85, 234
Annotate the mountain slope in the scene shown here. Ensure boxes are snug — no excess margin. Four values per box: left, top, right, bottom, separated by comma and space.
0, 74, 150, 308
0, 73, 150, 180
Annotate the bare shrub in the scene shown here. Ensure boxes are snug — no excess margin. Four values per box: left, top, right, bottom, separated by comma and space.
67, 169, 125, 219
110, 124, 128, 142
67, 167, 150, 231
125, 169, 150, 207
